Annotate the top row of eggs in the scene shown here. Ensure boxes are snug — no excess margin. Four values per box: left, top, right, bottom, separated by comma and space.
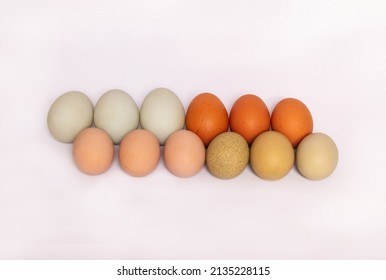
47, 88, 313, 148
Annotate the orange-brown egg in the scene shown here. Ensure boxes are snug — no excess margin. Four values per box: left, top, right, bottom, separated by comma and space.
73, 128, 114, 175
230, 94, 270, 145
271, 98, 313, 147
186, 92, 229, 147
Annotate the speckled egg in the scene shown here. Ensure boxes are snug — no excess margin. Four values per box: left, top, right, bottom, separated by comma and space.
206, 132, 249, 179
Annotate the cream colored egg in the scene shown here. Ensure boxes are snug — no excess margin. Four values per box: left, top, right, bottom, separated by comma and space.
250, 131, 294, 180
296, 132, 338, 180
47, 91, 93, 143
94, 89, 139, 144
140, 88, 185, 145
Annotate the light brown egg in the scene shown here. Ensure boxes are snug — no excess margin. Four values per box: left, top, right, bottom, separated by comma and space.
164, 130, 205, 177
250, 131, 294, 180
271, 98, 313, 148
73, 128, 114, 175
119, 129, 160, 177
230, 94, 270, 145
186, 92, 229, 147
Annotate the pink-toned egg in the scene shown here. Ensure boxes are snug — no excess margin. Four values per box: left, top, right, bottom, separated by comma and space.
164, 130, 206, 177
119, 129, 160, 176
73, 128, 114, 175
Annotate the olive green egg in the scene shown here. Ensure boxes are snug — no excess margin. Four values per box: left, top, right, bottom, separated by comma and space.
206, 132, 249, 179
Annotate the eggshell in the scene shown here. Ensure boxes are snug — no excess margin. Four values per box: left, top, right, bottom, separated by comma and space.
271, 98, 313, 148
94, 89, 139, 144
250, 131, 294, 180
164, 130, 205, 177
140, 88, 185, 145
186, 92, 229, 147
296, 132, 338, 180
73, 128, 114, 175
119, 129, 160, 177
230, 94, 270, 145
206, 132, 249, 179
47, 91, 93, 143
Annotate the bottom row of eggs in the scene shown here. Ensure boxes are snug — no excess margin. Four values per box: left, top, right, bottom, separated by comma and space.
73, 128, 338, 180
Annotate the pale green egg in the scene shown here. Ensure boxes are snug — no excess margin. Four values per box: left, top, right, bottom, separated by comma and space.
47, 91, 93, 143
140, 88, 185, 145
94, 89, 139, 144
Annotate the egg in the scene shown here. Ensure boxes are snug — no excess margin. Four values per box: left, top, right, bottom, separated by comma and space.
296, 132, 338, 180
164, 130, 205, 177
186, 92, 229, 147
271, 98, 313, 147
73, 128, 114, 175
250, 131, 294, 180
206, 132, 249, 179
47, 91, 93, 143
230, 94, 270, 145
118, 129, 160, 176
94, 89, 139, 144
140, 88, 185, 145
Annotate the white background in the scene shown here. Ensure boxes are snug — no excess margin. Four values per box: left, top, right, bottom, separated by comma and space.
0, 0, 385, 259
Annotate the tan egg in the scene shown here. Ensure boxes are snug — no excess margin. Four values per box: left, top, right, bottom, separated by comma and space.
206, 132, 249, 179
119, 129, 160, 176
250, 131, 294, 180
164, 130, 205, 177
73, 128, 114, 175
296, 133, 338, 180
